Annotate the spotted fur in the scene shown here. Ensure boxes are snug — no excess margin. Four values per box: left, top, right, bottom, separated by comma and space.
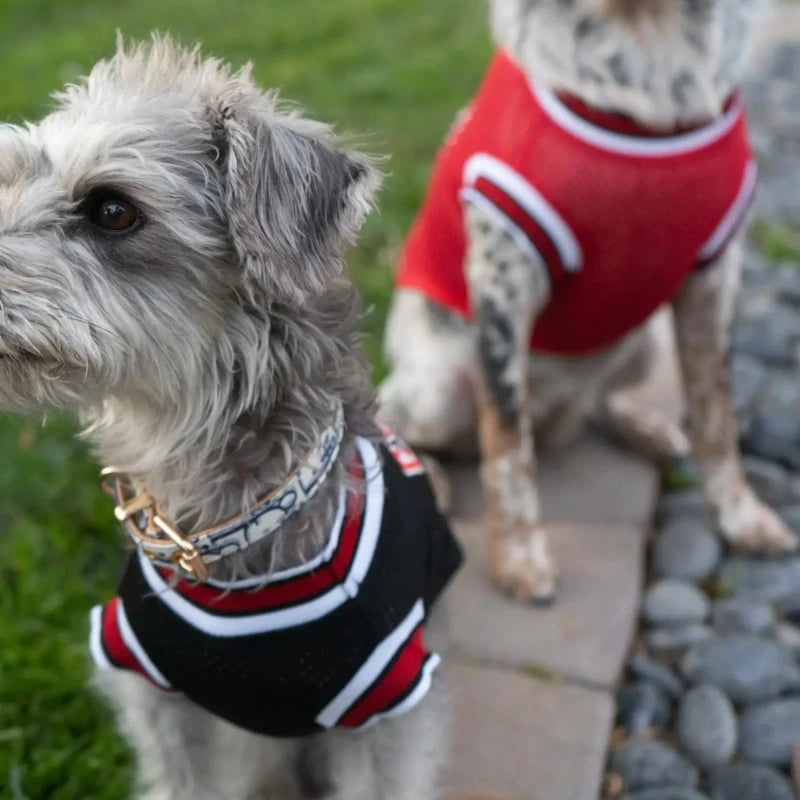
466, 205, 551, 428
673, 237, 796, 551
464, 203, 557, 601
492, 0, 765, 127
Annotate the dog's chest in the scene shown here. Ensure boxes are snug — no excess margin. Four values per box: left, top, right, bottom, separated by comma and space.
396, 51, 755, 356
90, 436, 463, 737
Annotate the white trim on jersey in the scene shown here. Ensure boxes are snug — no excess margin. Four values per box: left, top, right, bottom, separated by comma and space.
462, 153, 582, 272
119, 401, 346, 570
533, 84, 744, 158
460, 186, 539, 260
459, 187, 549, 272
137, 437, 385, 638
204, 486, 348, 590
698, 160, 758, 262
138, 549, 349, 637
116, 599, 172, 689
345, 439, 387, 594
315, 599, 426, 729
357, 653, 442, 730
88, 604, 112, 671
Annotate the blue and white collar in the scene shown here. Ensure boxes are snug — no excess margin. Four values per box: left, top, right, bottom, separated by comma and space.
100, 401, 346, 582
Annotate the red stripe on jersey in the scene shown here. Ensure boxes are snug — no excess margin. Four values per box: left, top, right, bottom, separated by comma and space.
157, 456, 366, 613
556, 91, 739, 138
471, 176, 567, 279
101, 598, 152, 681
380, 426, 425, 477
337, 627, 427, 728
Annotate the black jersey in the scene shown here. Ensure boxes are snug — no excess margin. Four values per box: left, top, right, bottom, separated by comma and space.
89, 434, 462, 737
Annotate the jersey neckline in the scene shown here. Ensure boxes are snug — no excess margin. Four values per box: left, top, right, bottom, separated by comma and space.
530, 81, 743, 158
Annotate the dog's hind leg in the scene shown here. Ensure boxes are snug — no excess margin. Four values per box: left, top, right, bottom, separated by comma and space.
463, 200, 557, 603
599, 315, 691, 465
672, 236, 796, 552
603, 390, 691, 464
379, 290, 477, 454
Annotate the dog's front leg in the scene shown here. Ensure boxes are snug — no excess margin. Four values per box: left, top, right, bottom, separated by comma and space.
93, 671, 285, 800
673, 237, 795, 552
463, 202, 556, 602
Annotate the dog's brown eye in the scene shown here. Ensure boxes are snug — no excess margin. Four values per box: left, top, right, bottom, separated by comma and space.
90, 196, 140, 232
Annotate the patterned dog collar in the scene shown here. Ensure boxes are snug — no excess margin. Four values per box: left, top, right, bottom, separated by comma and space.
100, 401, 346, 582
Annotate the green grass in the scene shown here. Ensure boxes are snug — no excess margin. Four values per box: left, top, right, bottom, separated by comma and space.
752, 220, 800, 267
662, 461, 701, 492
0, 2, 490, 797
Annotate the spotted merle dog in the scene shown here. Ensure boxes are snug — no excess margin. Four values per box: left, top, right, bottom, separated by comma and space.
379, 0, 793, 604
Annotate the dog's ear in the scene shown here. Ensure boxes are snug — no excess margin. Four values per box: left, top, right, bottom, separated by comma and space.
215, 92, 380, 305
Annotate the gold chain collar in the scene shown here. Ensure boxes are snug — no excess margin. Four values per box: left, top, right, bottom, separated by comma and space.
99, 469, 209, 580
99, 401, 345, 583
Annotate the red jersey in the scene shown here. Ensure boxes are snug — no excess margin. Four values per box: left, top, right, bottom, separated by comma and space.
396, 51, 756, 355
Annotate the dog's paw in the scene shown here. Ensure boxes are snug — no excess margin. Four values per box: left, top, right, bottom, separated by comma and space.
720, 490, 797, 553
490, 528, 558, 605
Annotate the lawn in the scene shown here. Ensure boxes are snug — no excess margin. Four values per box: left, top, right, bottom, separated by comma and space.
0, 2, 490, 797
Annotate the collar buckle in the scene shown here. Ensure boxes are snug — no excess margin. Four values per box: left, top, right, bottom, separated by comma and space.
99, 400, 345, 585
151, 514, 209, 581
100, 466, 209, 581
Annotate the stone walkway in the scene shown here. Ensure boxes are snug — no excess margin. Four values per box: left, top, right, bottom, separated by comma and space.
438, 8, 800, 799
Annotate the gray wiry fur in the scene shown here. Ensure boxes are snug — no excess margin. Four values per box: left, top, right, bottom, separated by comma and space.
0, 36, 444, 798
492, 0, 765, 126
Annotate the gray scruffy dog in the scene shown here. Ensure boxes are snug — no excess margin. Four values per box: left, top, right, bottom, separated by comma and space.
0, 37, 457, 800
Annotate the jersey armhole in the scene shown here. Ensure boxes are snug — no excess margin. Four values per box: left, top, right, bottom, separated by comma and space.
89, 600, 173, 691
696, 160, 758, 269
460, 152, 582, 283
460, 187, 551, 287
